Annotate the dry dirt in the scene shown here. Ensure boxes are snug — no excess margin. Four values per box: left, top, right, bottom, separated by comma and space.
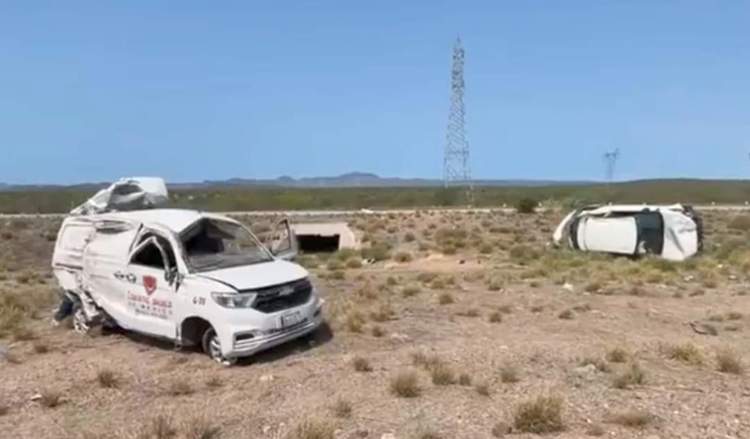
1, 209, 749, 439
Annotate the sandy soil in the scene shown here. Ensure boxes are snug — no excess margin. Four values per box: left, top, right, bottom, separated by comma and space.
1, 209, 749, 439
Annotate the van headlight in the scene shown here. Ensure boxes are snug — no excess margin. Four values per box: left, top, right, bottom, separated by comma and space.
211, 292, 257, 308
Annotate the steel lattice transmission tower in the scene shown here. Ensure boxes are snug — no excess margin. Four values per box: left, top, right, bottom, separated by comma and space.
443, 37, 473, 203
603, 148, 620, 182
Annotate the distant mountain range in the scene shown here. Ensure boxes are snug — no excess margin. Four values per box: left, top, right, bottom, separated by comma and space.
0, 172, 595, 191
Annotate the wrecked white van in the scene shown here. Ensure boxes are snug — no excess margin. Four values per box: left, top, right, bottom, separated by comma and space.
553, 204, 703, 261
52, 178, 323, 365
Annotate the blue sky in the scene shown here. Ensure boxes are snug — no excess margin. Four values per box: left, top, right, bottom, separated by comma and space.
1, 1, 749, 184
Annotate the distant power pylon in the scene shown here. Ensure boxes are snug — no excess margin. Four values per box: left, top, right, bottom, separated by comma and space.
603, 148, 620, 182
443, 37, 473, 204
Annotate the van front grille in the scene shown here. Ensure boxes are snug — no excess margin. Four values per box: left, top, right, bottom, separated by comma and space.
246, 278, 313, 313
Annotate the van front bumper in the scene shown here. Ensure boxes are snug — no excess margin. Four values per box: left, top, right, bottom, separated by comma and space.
221, 299, 323, 358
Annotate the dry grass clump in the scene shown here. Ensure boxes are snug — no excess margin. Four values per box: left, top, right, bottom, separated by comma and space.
138, 415, 177, 439
390, 370, 421, 398
607, 410, 654, 428
345, 311, 366, 333
474, 381, 491, 396
205, 376, 224, 389
665, 342, 704, 365
458, 373, 472, 386
578, 357, 611, 373
716, 347, 744, 374
491, 422, 511, 437
402, 285, 421, 297
33, 342, 50, 354
352, 356, 373, 372
605, 347, 628, 363
612, 363, 645, 389
183, 418, 221, 439
500, 364, 520, 383
393, 251, 413, 263
97, 369, 120, 388
371, 326, 385, 337
508, 244, 540, 264
288, 417, 335, 439
512, 395, 564, 434
430, 362, 456, 385
332, 398, 352, 418
438, 292, 454, 305
370, 303, 395, 322
39, 389, 63, 408
728, 215, 750, 231
166, 380, 194, 397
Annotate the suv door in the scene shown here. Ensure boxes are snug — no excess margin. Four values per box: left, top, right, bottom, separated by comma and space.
124, 233, 179, 339
265, 219, 298, 261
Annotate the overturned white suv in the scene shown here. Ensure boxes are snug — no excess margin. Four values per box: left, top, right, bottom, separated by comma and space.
52, 178, 323, 364
553, 204, 703, 261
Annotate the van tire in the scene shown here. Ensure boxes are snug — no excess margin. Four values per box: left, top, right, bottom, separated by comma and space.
201, 327, 236, 366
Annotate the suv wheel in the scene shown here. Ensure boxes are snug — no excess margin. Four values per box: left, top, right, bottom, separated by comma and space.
201, 328, 236, 366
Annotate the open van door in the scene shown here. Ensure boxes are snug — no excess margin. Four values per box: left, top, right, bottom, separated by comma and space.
266, 219, 298, 261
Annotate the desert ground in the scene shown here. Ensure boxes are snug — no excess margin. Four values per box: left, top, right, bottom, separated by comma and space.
1, 208, 749, 439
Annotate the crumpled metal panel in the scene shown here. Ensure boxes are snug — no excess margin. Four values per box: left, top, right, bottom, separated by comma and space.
71, 177, 168, 215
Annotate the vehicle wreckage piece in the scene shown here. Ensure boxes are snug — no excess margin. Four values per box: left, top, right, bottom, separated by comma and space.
70, 177, 168, 215
552, 204, 703, 261
53, 177, 323, 365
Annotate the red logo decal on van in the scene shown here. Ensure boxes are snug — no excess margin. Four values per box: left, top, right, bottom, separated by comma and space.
143, 275, 157, 295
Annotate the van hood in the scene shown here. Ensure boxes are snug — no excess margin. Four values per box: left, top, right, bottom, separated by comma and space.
195, 260, 309, 291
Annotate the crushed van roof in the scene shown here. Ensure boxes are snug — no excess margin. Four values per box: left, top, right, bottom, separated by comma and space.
95, 209, 231, 233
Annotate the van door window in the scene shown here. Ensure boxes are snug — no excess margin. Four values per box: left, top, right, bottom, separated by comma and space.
130, 235, 176, 271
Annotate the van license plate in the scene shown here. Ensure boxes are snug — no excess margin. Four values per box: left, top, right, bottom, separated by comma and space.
280, 312, 303, 328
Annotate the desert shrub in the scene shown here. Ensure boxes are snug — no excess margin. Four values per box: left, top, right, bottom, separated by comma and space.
665, 342, 704, 365
352, 356, 372, 372
513, 395, 564, 433
438, 292, 454, 305
728, 215, 750, 231
716, 347, 744, 374
183, 418, 221, 439
138, 415, 177, 439
390, 371, 421, 398
515, 198, 537, 214
508, 245, 540, 263
612, 363, 645, 389
97, 369, 120, 388
430, 363, 456, 385
402, 286, 421, 297
289, 417, 335, 439
500, 364, 520, 383
361, 243, 391, 261
39, 389, 63, 408
474, 382, 491, 396
608, 410, 653, 428
606, 347, 628, 363
332, 398, 352, 418
458, 373, 472, 386
166, 380, 193, 396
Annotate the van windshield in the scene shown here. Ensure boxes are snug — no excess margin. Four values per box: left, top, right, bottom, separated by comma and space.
181, 219, 272, 272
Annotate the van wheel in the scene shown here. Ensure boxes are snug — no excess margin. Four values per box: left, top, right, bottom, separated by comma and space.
201, 328, 236, 366
72, 308, 91, 334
